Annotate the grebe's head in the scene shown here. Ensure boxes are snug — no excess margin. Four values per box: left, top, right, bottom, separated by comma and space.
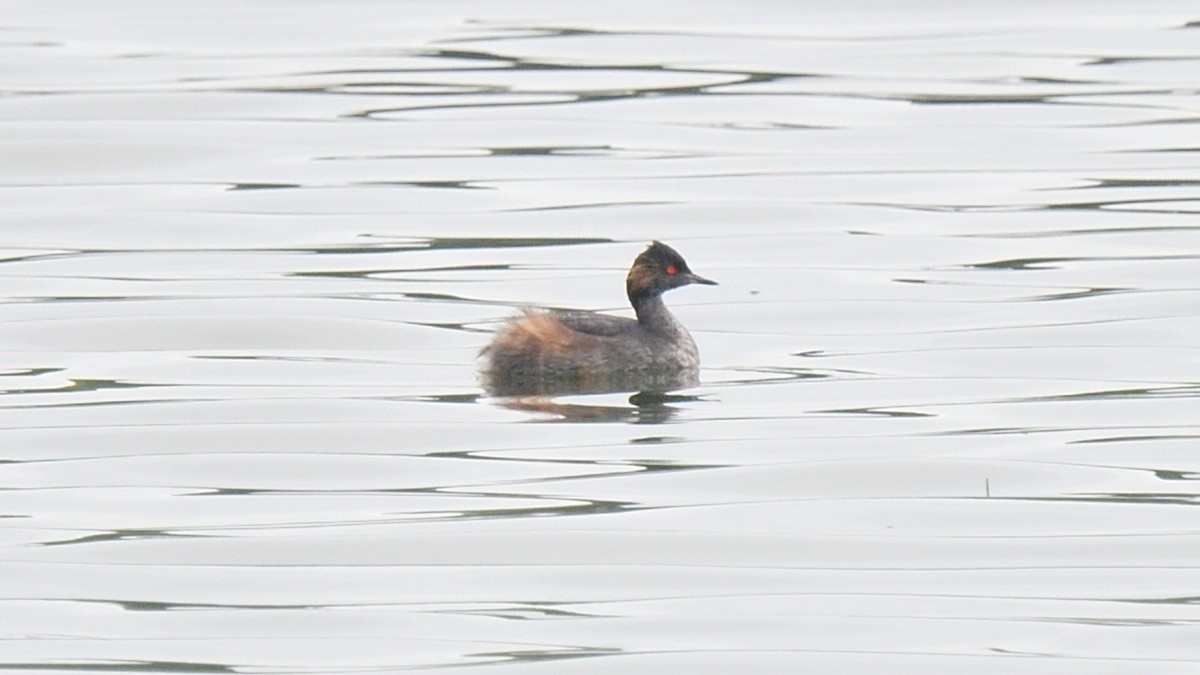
626, 241, 716, 302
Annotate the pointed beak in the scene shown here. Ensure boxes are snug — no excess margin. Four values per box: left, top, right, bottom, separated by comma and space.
687, 273, 718, 286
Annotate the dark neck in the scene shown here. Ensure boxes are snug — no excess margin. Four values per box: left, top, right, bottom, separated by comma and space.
631, 292, 682, 336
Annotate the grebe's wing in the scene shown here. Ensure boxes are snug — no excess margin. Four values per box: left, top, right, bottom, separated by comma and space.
553, 310, 637, 338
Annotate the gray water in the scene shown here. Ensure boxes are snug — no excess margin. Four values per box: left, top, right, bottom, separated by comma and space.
3, 1, 1199, 672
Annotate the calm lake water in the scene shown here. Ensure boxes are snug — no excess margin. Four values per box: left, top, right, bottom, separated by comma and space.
2, 1, 1199, 672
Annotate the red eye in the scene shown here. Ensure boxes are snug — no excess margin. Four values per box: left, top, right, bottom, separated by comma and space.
666, 264, 677, 275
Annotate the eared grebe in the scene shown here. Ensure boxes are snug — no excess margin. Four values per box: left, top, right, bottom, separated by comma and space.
480, 241, 716, 377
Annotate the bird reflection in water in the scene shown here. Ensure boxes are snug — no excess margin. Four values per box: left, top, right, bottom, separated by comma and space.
480, 367, 703, 423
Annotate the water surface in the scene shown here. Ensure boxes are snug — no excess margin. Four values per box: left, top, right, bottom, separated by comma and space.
2, 1, 1199, 672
